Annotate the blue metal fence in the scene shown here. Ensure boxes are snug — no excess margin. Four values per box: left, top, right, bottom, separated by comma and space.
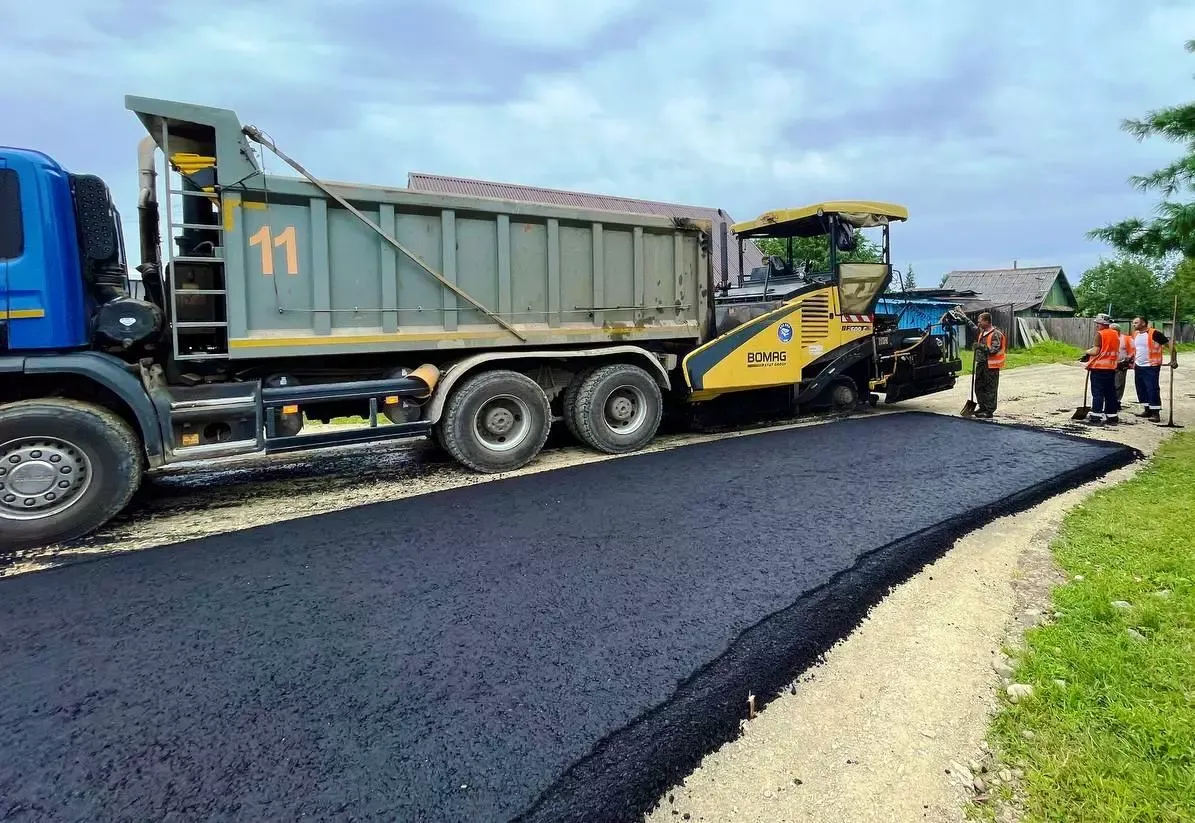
876, 298, 966, 350
876, 299, 955, 331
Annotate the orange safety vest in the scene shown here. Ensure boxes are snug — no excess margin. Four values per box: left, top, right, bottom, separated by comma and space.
1089, 328, 1121, 370
978, 326, 1007, 369
1121, 333, 1135, 366
1136, 327, 1164, 366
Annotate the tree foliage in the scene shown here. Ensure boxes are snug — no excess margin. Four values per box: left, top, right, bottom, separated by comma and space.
1164, 256, 1195, 320
1074, 257, 1167, 318
754, 232, 882, 272
1088, 40, 1195, 259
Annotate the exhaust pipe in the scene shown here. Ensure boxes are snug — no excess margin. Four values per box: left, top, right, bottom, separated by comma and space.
133, 135, 167, 316
136, 135, 160, 266
137, 135, 157, 200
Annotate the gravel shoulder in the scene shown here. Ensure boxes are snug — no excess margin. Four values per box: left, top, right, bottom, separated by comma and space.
644, 362, 1193, 823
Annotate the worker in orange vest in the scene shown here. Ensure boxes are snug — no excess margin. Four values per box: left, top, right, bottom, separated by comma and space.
1112, 322, 1134, 403
1129, 315, 1177, 423
1080, 313, 1123, 425
973, 311, 1007, 418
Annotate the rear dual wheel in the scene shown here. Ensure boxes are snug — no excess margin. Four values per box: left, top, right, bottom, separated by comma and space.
436, 363, 665, 474
566, 363, 663, 455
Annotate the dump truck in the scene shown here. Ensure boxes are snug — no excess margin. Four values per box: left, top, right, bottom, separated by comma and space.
0, 96, 963, 550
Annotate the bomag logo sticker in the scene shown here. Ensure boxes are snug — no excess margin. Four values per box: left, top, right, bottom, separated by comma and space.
747, 350, 787, 367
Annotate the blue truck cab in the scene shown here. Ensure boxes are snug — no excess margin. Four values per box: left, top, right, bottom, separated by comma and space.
0, 148, 94, 351
1, 145, 171, 551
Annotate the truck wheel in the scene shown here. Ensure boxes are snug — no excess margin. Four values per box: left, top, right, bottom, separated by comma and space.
438, 370, 552, 473
0, 399, 142, 552
571, 363, 663, 454
561, 365, 596, 445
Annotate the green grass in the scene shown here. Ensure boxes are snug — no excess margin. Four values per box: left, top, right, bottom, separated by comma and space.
985, 434, 1195, 823
959, 340, 1084, 375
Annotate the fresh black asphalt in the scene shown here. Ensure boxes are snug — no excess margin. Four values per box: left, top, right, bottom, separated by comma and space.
0, 412, 1135, 823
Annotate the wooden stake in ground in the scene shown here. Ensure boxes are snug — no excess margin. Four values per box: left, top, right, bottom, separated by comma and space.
1160, 294, 1183, 429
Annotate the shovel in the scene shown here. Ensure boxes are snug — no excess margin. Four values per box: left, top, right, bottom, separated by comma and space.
1071, 369, 1091, 421
960, 349, 978, 417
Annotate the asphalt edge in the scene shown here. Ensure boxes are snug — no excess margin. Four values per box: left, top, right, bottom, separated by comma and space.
511, 439, 1141, 823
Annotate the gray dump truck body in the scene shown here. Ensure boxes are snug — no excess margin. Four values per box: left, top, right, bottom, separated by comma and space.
127, 96, 711, 363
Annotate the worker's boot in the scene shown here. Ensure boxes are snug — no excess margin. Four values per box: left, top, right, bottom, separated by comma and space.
1147, 408, 1162, 423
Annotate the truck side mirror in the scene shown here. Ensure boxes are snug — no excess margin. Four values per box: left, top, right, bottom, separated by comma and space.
72, 174, 118, 262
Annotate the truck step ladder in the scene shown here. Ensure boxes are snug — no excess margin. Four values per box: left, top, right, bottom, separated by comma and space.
159, 124, 229, 361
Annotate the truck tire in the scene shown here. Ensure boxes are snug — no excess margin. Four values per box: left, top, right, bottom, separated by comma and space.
438, 370, 552, 473
571, 363, 663, 454
0, 399, 142, 552
561, 365, 596, 445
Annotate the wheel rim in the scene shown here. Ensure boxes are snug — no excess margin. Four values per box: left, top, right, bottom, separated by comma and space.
473, 394, 533, 453
603, 385, 649, 436
0, 436, 93, 522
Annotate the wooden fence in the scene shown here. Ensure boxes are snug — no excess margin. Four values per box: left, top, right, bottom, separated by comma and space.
956, 311, 1194, 350
1037, 317, 1195, 349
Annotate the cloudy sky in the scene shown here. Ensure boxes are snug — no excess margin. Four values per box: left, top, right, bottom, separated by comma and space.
5, 0, 1193, 285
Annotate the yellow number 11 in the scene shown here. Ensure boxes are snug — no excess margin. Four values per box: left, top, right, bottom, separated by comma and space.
249, 225, 299, 276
